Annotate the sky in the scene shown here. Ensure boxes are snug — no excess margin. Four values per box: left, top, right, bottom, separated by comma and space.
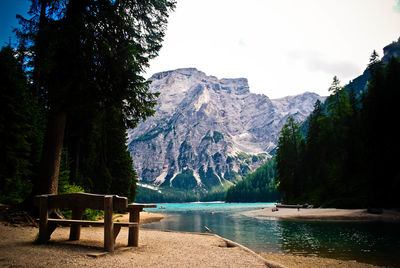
1, 0, 400, 98
0, 0, 30, 47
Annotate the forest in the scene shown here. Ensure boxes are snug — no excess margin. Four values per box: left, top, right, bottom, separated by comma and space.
0, 0, 176, 208
276, 52, 400, 208
225, 157, 279, 202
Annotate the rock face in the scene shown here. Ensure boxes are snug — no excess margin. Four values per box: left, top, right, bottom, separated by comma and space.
346, 37, 400, 99
383, 37, 400, 63
127, 68, 324, 190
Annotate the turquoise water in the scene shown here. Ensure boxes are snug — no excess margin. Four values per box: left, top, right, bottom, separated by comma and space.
143, 202, 400, 267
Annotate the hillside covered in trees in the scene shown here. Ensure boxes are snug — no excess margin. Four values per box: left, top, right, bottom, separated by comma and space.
276, 50, 400, 208
225, 157, 280, 202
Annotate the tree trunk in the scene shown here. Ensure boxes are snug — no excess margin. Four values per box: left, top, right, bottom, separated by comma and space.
70, 137, 80, 184
39, 112, 67, 195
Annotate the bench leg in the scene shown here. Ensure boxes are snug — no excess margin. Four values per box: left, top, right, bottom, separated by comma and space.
128, 209, 141, 247
69, 207, 84, 241
38, 196, 50, 243
114, 225, 121, 241
104, 196, 114, 252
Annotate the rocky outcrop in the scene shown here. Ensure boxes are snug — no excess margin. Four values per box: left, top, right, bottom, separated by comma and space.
383, 37, 400, 63
127, 68, 324, 190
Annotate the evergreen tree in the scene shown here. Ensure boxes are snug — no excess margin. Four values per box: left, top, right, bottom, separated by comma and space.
276, 117, 305, 203
226, 157, 279, 202
72, 106, 138, 201
303, 100, 329, 204
368, 50, 380, 67
17, 0, 176, 198
362, 55, 400, 208
328, 76, 341, 95
276, 51, 400, 208
0, 46, 44, 204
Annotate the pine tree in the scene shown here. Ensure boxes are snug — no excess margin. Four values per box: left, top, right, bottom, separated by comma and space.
17, 0, 176, 197
362, 55, 400, 208
276, 117, 305, 203
0, 46, 44, 204
368, 50, 380, 68
226, 158, 279, 202
276, 50, 400, 208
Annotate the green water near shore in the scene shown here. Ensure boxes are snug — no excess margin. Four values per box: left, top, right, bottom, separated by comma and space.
144, 202, 400, 267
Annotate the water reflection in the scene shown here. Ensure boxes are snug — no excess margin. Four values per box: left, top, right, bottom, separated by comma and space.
143, 204, 400, 267
275, 220, 400, 266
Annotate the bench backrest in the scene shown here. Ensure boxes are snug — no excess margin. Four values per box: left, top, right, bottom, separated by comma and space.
34, 193, 128, 211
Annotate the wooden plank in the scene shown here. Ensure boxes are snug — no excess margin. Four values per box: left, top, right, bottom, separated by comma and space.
126, 203, 156, 211
112, 195, 129, 211
87, 247, 134, 258
35, 193, 127, 210
46, 219, 105, 225
38, 219, 138, 227
34, 193, 129, 210
114, 222, 138, 227
69, 207, 84, 240
104, 195, 114, 252
141, 204, 157, 208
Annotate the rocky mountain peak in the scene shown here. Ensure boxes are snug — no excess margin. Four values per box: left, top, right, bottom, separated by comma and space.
219, 78, 250, 95
382, 36, 400, 63
128, 68, 324, 191
150, 68, 208, 85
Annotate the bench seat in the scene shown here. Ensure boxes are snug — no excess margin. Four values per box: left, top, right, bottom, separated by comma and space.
38, 218, 139, 227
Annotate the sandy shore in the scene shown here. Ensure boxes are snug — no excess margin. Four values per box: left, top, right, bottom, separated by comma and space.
0, 211, 278, 268
246, 207, 400, 222
259, 253, 381, 268
0, 209, 386, 267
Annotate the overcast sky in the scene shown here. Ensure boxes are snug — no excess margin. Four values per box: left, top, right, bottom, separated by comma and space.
1, 0, 400, 98
145, 0, 400, 98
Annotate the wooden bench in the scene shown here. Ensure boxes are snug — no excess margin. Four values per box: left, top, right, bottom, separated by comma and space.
34, 193, 156, 252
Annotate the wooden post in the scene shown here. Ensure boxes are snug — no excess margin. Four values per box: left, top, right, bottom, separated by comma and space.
38, 195, 49, 243
113, 225, 122, 241
69, 207, 84, 241
128, 208, 141, 247
104, 195, 114, 252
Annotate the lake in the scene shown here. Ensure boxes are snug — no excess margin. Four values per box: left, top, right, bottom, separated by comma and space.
143, 202, 400, 267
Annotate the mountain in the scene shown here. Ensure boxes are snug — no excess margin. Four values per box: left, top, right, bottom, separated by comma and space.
382, 37, 400, 63
346, 37, 400, 97
127, 68, 324, 191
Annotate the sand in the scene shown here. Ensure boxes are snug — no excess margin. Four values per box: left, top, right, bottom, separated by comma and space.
259, 253, 382, 268
246, 207, 400, 222
0, 211, 279, 268
0, 208, 387, 268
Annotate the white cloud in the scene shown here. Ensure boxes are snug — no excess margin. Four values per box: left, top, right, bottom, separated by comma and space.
146, 0, 400, 98
289, 49, 362, 79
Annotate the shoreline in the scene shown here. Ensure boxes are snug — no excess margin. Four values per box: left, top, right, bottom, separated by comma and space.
0, 210, 385, 268
245, 207, 400, 222
0, 220, 272, 267
259, 253, 382, 268
0, 207, 391, 267
139, 211, 386, 267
